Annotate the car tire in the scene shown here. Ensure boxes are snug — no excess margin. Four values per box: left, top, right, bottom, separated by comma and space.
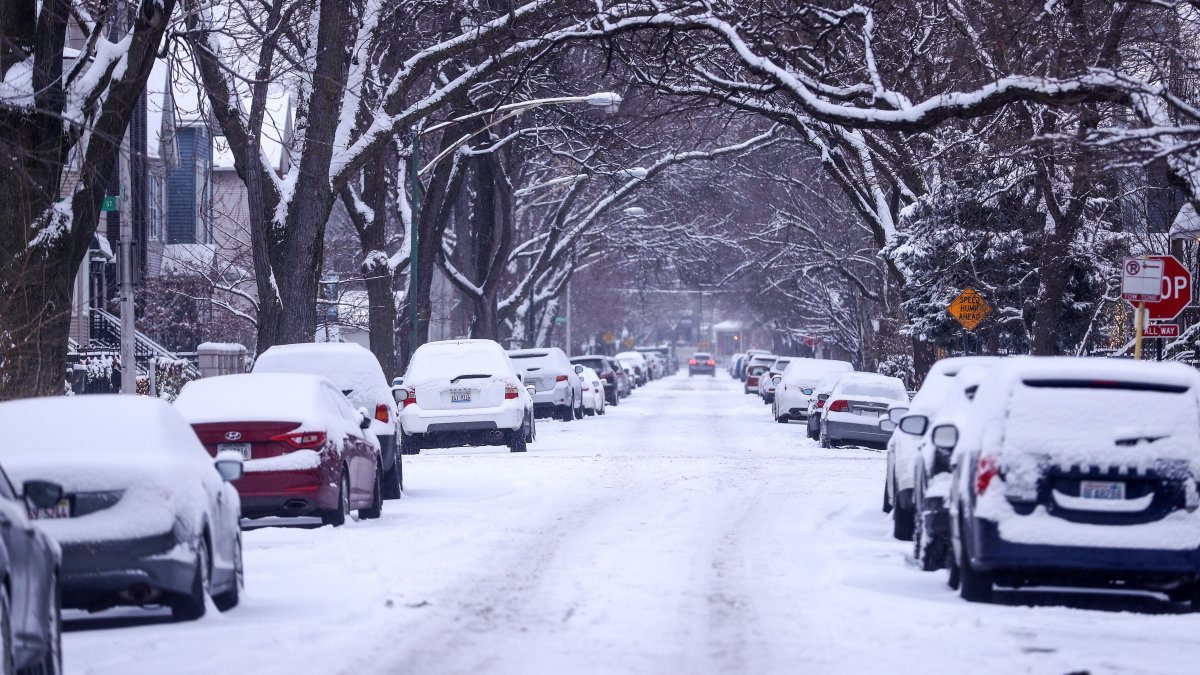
525, 412, 536, 443
400, 432, 421, 455
172, 540, 209, 621
509, 422, 528, 453
359, 462, 383, 519
0, 584, 13, 675
892, 503, 915, 541
957, 525, 993, 603
574, 400, 584, 420
946, 546, 961, 590
213, 535, 243, 612
819, 430, 833, 449
382, 458, 402, 500
323, 471, 350, 527
558, 403, 573, 422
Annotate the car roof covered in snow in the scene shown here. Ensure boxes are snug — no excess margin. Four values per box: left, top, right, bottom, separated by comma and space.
408, 339, 515, 383
253, 342, 393, 412
175, 372, 348, 427
830, 372, 908, 401
780, 358, 854, 384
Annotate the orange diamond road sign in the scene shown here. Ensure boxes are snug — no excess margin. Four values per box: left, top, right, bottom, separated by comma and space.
947, 287, 992, 331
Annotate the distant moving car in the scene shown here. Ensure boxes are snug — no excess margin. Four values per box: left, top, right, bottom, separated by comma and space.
773, 358, 854, 422
398, 339, 536, 453
819, 373, 908, 448
0, 396, 244, 622
689, 352, 717, 376
945, 357, 1200, 605
616, 351, 650, 386
884, 356, 1001, 541
0, 456, 62, 669
577, 366, 607, 416
510, 347, 584, 421
805, 371, 846, 437
178, 373, 383, 527
252, 342, 404, 492
570, 355, 622, 406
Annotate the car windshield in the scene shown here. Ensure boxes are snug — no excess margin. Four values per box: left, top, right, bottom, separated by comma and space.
510, 353, 560, 371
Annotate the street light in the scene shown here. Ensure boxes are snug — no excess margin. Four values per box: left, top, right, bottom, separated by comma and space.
407, 91, 623, 358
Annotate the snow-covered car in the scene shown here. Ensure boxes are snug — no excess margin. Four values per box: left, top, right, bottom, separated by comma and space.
773, 358, 854, 423
398, 339, 536, 453
819, 373, 908, 448
727, 353, 745, 378
945, 357, 1200, 604
577, 365, 607, 416
616, 361, 634, 397
744, 362, 771, 395
0, 459, 63, 670
688, 352, 717, 376
804, 371, 847, 437
570, 355, 622, 406
616, 351, 650, 386
0, 396, 244, 621
737, 350, 772, 381
884, 356, 1001, 541
177, 373, 383, 527
252, 341, 404, 492
509, 347, 584, 421
758, 357, 792, 403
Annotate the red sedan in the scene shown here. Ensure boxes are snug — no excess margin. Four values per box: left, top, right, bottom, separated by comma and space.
175, 373, 383, 526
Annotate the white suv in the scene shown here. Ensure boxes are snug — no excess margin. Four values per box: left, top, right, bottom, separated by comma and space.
396, 340, 535, 453
508, 348, 583, 421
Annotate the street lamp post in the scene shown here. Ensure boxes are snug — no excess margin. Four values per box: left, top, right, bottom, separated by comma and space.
406, 92, 622, 360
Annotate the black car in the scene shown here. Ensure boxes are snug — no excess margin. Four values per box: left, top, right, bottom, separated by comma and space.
688, 352, 717, 376
570, 356, 621, 407
0, 470, 63, 673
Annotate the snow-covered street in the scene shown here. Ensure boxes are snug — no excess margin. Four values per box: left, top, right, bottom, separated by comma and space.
66, 373, 1200, 675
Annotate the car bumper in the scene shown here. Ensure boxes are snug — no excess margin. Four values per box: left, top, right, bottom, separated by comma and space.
401, 402, 524, 433
968, 517, 1200, 580
688, 366, 715, 375
60, 531, 197, 609
531, 383, 571, 406
236, 465, 341, 517
825, 419, 890, 446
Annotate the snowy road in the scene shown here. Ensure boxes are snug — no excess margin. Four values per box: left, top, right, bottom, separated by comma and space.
67, 373, 1200, 674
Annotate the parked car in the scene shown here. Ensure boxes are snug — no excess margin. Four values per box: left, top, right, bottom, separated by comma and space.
689, 352, 717, 376
577, 366, 607, 416
639, 346, 677, 375
772, 358, 854, 422
0, 454, 63, 669
884, 356, 1001, 541
252, 341, 404, 491
945, 357, 1200, 605
0, 395, 244, 622
740, 350, 773, 381
744, 362, 771, 395
397, 339, 536, 453
805, 371, 847, 437
178, 372, 382, 527
819, 373, 908, 448
510, 347, 584, 421
616, 351, 650, 386
758, 357, 792, 403
727, 353, 746, 378
570, 355, 621, 406
615, 361, 634, 397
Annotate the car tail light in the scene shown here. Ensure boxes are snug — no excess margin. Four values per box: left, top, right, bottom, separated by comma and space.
828, 399, 848, 412
706, 360, 715, 366
555, 375, 568, 382
400, 387, 416, 408
976, 456, 1000, 495
689, 359, 698, 365
375, 404, 390, 423
816, 399, 825, 409
271, 431, 327, 450
504, 383, 519, 399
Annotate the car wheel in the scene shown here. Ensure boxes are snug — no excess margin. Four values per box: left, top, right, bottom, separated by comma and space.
892, 503, 915, 541
957, 521, 993, 602
213, 535, 243, 612
574, 399, 584, 420
558, 403, 572, 422
382, 458, 402, 500
32, 572, 61, 675
359, 462, 383, 519
323, 471, 350, 527
400, 432, 421, 455
525, 412, 536, 443
946, 545, 961, 590
819, 430, 832, 449
0, 584, 12, 675
508, 422, 528, 453
171, 540, 209, 621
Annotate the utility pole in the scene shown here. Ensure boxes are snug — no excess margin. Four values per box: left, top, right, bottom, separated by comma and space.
564, 278, 572, 355
119, 191, 136, 393
408, 132, 421, 364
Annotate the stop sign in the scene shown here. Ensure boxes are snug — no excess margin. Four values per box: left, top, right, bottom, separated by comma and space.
1144, 255, 1192, 320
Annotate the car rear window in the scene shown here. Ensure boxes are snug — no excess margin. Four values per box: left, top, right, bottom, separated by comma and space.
694, 353, 712, 360
840, 380, 907, 401
407, 347, 509, 383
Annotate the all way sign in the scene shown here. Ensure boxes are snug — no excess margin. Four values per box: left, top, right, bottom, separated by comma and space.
1144, 323, 1180, 338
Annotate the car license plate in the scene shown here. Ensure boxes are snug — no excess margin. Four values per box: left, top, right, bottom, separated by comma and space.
219, 442, 252, 460
451, 389, 473, 403
1081, 480, 1125, 500
856, 409, 881, 417
29, 499, 70, 521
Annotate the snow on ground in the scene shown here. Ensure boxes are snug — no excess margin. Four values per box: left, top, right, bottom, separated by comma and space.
66, 373, 1200, 674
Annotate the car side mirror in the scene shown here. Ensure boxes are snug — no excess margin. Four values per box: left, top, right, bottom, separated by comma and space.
817, 393, 829, 402
213, 451, 244, 482
357, 407, 372, 430
888, 407, 909, 423
879, 419, 897, 433
574, 364, 584, 375
22, 480, 63, 510
801, 387, 814, 395
898, 414, 928, 436
931, 424, 959, 450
